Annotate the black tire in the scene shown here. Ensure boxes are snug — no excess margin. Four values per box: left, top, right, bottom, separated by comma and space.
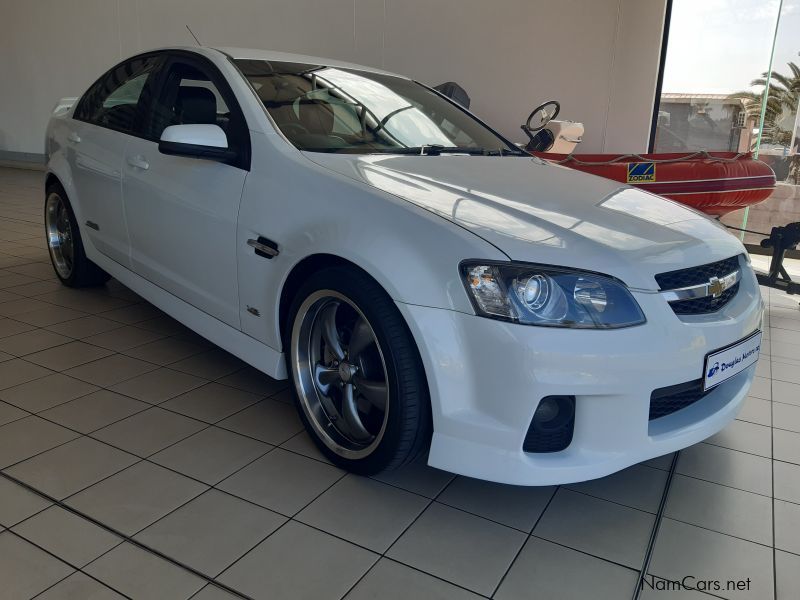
44, 182, 111, 288
285, 265, 431, 475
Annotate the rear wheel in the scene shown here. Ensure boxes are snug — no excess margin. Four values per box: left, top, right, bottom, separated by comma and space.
44, 184, 110, 287
286, 266, 430, 474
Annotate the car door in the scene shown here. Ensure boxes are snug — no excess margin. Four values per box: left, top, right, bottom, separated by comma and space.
69, 54, 162, 265
122, 53, 250, 328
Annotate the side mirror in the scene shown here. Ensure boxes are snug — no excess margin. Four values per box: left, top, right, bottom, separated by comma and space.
158, 124, 236, 162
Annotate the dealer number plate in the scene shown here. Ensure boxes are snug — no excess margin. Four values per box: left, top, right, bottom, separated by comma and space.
703, 331, 762, 391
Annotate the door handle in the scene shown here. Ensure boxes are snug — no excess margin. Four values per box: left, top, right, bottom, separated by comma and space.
126, 155, 149, 170
247, 237, 279, 258
67, 132, 81, 144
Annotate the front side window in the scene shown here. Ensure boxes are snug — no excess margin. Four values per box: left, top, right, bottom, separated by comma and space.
145, 62, 233, 140
235, 59, 519, 155
141, 57, 249, 169
76, 55, 160, 133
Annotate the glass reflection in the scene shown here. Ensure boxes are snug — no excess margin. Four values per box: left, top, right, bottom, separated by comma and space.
721, 1, 800, 246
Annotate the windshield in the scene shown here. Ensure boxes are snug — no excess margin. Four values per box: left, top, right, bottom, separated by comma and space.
235, 59, 520, 155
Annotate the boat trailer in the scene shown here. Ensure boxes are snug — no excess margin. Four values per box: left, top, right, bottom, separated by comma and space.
729, 222, 800, 296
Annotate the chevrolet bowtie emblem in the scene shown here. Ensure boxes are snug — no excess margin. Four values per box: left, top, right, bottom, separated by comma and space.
708, 276, 726, 298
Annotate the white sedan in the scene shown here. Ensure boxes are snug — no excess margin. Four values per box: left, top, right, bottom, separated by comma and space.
44, 47, 763, 485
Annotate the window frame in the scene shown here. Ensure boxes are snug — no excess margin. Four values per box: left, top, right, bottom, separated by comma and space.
73, 52, 165, 137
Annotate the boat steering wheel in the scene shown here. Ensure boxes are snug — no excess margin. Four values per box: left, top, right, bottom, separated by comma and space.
521, 100, 561, 143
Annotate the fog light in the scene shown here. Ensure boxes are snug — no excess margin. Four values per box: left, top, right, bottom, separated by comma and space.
523, 395, 575, 453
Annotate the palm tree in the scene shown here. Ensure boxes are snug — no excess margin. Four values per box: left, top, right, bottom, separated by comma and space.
728, 62, 800, 147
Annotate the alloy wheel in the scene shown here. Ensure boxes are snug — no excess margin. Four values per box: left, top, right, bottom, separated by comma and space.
292, 290, 390, 459
45, 192, 74, 279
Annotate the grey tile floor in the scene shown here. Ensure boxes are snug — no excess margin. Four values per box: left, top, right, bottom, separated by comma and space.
0, 166, 798, 599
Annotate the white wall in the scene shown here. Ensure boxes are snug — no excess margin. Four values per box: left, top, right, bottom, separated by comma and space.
0, 0, 666, 156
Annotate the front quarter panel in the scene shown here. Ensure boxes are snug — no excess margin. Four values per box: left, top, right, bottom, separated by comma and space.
45, 113, 82, 222
237, 131, 506, 350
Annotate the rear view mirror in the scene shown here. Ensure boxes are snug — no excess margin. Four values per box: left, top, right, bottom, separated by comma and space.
433, 82, 471, 109
158, 124, 236, 162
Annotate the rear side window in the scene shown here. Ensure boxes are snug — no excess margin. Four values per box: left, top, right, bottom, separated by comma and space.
75, 55, 160, 133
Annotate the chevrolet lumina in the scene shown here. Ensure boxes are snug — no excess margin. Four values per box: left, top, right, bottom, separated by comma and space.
44, 47, 764, 485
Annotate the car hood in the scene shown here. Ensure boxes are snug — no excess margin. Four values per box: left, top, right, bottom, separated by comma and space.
305, 153, 745, 290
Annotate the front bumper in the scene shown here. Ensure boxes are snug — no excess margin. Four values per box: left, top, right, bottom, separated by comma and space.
397, 265, 764, 486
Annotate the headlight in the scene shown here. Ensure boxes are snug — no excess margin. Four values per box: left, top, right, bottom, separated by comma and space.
461, 262, 645, 328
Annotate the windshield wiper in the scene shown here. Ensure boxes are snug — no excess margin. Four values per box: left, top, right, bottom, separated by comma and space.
368, 145, 460, 155
486, 147, 527, 157
370, 145, 526, 156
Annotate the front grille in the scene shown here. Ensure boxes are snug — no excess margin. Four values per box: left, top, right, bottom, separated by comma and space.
655, 255, 740, 315
667, 283, 739, 315
655, 256, 739, 290
649, 379, 711, 420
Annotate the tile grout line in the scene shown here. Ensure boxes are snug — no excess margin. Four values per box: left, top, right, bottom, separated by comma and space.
0, 469, 256, 600
205, 471, 356, 596
655, 515, 779, 553
0, 323, 295, 403
2, 527, 134, 600
770, 315, 777, 600
630, 451, 680, 600
335, 472, 465, 600
489, 485, 560, 597
1, 401, 284, 507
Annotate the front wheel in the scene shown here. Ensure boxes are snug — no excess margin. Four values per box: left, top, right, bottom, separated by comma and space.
286, 266, 430, 474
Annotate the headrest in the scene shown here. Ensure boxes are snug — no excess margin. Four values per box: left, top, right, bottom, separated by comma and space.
176, 86, 216, 125
297, 99, 335, 136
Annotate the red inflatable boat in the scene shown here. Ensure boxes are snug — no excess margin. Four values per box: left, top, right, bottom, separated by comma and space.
533, 151, 776, 216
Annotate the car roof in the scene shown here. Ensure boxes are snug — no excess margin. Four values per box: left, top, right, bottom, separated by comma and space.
212, 46, 405, 78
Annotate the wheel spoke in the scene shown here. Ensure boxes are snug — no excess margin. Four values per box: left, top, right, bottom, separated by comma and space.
348, 317, 374, 360
59, 206, 67, 229
354, 376, 387, 410
314, 384, 345, 427
314, 362, 340, 393
45, 194, 74, 279
320, 303, 345, 361
342, 383, 372, 440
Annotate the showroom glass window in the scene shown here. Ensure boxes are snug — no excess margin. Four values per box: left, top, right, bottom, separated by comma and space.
74, 55, 161, 134
235, 59, 516, 154
653, 2, 779, 157
653, 0, 798, 249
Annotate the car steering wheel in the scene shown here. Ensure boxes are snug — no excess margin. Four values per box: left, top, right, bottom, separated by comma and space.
521, 100, 561, 144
